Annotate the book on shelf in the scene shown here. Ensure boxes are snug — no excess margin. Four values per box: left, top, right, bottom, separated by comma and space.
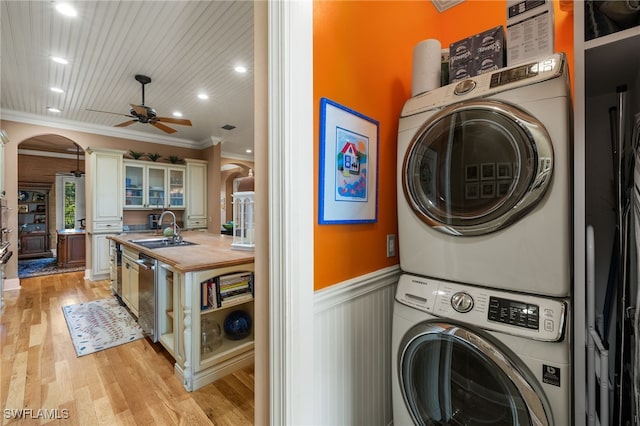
201, 271, 254, 310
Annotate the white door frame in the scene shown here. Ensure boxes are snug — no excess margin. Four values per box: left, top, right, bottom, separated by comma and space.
267, 1, 315, 424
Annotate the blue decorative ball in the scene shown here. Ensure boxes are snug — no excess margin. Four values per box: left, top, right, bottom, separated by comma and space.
223, 310, 252, 340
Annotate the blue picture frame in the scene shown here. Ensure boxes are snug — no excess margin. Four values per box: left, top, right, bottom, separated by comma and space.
319, 97, 379, 224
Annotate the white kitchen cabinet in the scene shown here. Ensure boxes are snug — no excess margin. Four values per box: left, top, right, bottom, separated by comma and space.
574, 5, 640, 423
124, 160, 185, 209
157, 263, 184, 365
121, 247, 139, 316
158, 263, 254, 391
87, 147, 124, 228
0, 130, 7, 198
91, 233, 113, 278
185, 159, 208, 229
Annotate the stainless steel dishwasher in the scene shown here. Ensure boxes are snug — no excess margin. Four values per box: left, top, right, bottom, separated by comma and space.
137, 253, 159, 342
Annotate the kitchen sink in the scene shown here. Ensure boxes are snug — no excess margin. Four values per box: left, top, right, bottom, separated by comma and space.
129, 238, 197, 250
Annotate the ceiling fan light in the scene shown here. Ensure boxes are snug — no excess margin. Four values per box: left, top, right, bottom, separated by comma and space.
55, 3, 77, 17
51, 56, 69, 65
50, 87, 64, 93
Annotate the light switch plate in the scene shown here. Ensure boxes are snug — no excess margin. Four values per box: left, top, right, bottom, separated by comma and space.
387, 234, 396, 258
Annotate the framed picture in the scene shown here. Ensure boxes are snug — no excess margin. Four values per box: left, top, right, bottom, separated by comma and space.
497, 162, 512, 179
18, 204, 29, 213
319, 98, 379, 224
481, 182, 496, 198
465, 164, 479, 182
465, 182, 479, 199
481, 163, 495, 180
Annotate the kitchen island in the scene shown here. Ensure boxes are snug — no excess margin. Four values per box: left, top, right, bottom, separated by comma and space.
108, 231, 255, 391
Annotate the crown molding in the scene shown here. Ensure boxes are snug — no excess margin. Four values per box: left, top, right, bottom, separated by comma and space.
0, 109, 199, 149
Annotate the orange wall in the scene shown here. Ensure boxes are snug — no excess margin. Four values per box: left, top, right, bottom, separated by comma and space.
313, 1, 573, 291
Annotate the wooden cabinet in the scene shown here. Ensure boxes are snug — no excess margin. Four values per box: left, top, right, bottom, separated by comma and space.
17, 187, 50, 258
121, 247, 140, 316
124, 160, 186, 209
185, 159, 208, 229
57, 230, 86, 268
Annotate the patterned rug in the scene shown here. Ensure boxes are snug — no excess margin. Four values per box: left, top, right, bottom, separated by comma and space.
62, 298, 144, 356
18, 257, 85, 278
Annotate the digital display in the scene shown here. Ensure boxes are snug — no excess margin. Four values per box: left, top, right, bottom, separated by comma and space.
488, 296, 539, 329
490, 63, 538, 88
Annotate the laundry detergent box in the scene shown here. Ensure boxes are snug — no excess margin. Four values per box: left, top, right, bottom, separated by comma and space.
449, 25, 506, 82
472, 25, 506, 75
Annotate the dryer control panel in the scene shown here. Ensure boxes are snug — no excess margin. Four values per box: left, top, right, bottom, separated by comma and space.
396, 274, 567, 342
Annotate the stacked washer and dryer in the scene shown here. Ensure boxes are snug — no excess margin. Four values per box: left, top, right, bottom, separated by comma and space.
392, 53, 573, 425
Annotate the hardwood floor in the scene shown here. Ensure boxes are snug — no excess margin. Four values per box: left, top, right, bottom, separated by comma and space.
0, 272, 254, 425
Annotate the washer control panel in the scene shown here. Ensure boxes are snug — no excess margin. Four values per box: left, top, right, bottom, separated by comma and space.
396, 274, 567, 342
488, 296, 539, 330
451, 291, 474, 313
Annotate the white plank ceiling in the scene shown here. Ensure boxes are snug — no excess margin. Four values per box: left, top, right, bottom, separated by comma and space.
1, 0, 254, 159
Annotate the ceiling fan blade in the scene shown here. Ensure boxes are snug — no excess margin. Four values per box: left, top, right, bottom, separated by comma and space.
157, 116, 193, 126
131, 104, 148, 117
151, 122, 177, 134
115, 120, 138, 128
86, 108, 135, 118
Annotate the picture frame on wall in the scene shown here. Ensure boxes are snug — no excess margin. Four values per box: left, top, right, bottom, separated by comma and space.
318, 97, 379, 224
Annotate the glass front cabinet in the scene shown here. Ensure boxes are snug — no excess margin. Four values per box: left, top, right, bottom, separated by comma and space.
124, 160, 185, 210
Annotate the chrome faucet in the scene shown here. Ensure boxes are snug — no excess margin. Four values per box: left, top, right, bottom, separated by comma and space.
158, 210, 182, 243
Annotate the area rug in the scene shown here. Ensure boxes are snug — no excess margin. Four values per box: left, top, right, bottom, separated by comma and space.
18, 257, 85, 278
62, 298, 144, 356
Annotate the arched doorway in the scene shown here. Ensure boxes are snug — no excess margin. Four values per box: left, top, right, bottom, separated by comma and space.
17, 135, 86, 277
220, 162, 253, 226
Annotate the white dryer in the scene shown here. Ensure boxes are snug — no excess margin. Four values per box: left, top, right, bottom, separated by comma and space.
392, 274, 572, 425
397, 53, 572, 297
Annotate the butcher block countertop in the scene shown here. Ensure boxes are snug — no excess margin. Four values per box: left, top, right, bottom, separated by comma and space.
109, 231, 254, 272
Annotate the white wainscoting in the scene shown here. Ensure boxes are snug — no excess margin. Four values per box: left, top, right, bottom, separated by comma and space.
314, 265, 400, 426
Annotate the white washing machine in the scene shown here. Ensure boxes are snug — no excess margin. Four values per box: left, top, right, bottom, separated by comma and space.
397, 53, 572, 297
392, 274, 572, 425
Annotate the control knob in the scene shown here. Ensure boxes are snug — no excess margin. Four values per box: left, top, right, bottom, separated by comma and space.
451, 291, 474, 313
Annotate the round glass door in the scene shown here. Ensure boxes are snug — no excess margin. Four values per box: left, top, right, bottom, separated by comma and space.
402, 99, 553, 236
398, 322, 550, 426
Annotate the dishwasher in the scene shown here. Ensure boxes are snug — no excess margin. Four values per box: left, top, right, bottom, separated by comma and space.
137, 253, 159, 342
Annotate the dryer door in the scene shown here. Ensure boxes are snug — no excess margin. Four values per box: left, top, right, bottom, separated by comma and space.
402, 99, 553, 236
398, 321, 551, 426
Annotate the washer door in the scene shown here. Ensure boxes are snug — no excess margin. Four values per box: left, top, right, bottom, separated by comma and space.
398, 322, 551, 426
402, 99, 553, 236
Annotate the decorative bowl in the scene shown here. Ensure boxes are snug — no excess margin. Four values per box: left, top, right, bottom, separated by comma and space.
223, 310, 252, 340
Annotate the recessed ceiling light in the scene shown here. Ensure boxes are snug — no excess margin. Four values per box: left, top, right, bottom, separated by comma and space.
197, 93, 209, 100
50, 87, 64, 93
47, 107, 62, 113
245, 149, 252, 154
235, 66, 247, 73
221, 124, 236, 131
55, 3, 77, 17
172, 111, 183, 117
51, 56, 69, 65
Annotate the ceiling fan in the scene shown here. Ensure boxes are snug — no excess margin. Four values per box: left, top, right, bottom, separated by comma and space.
87, 74, 192, 134
48, 144, 85, 178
